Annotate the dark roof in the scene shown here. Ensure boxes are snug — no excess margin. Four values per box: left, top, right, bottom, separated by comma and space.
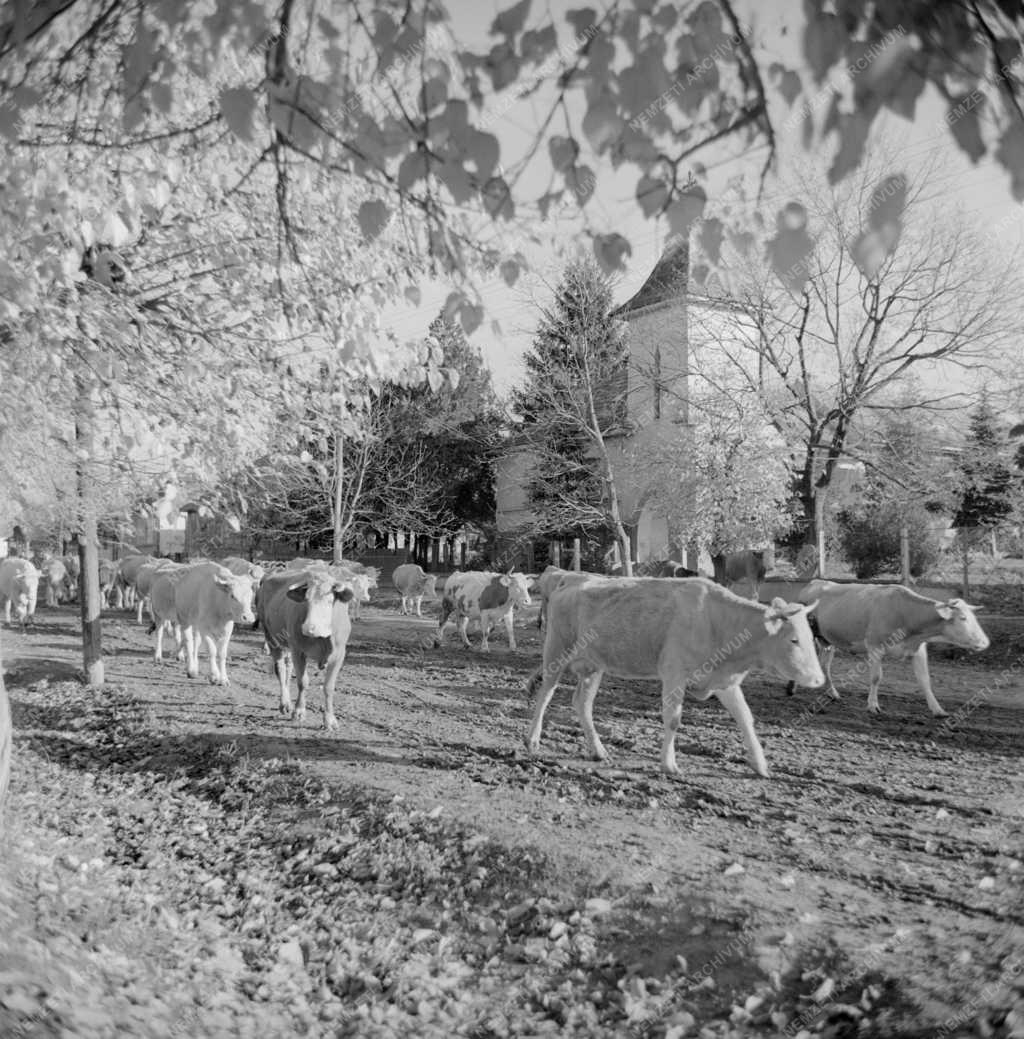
614, 236, 689, 317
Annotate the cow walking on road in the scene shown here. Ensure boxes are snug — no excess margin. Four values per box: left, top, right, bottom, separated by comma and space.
0, 558, 39, 627
257, 568, 356, 730
436, 570, 532, 651
786, 579, 990, 716
392, 564, 437, 617
526, 576, 823, 778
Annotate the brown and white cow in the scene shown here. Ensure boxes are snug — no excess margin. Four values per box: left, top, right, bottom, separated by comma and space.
257, 567, 356, 730
98, 558, 118, 608
436, 570, 532, 651
526, 576, 823, 778
392, 563, 438, 617
173, 562, 256, 685
0, 558, 39, 626
786, 579, 990, 717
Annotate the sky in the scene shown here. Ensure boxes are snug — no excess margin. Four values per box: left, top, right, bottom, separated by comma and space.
379, 0, 1024, 398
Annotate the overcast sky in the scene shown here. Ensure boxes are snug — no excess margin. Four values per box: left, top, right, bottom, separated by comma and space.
379, 0, 1024, 397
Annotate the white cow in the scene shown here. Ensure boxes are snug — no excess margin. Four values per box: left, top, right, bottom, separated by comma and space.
173, 562, 256, 685
133, 558, 184, 625
535, 566, 604, 629
220, 556, 266, 583
392, 563, 438, 617
117, 553, 156, 610
0, 558, 39, 626
148, 565, 191, 663
39, 556, 68, 607
435, 570, 532, 651
787, 579, 990, 716
526, 576, 823, 778
257, 567, 356, 730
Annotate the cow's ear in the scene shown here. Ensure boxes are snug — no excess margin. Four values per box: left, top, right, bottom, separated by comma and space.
214, 576, 233, 590
286, 584, 308, 602
802, 599, 820, 616
936, 603, 954, 620
500, 576, 511, 586
763, 615, 784, 635
334, 586, 354, 603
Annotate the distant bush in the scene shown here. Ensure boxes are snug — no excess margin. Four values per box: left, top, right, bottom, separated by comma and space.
836, 505, 942, 579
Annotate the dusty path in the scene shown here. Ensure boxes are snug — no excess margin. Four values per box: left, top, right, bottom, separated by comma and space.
2, 597, 1023, 1037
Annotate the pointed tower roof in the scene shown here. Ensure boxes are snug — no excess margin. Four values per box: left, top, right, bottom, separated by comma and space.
614, 235, 689, 316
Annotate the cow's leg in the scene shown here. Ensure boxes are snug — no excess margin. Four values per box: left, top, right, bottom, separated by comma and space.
202, 634, 222, 683
154, 620, 165, 662
716, 684, 769, 778
2, 600, 9, 624
136, 596, 145, 625
215, 634, 231, 686
183, 626, 199, 678
458, 616, 472, 649
414, 596, 423, 618
271, 647, 293, 716
659, 679, 687, 776
399, 595, 407, 615
525, 646, 570, 753
434, 601, 452, 646
822, 644, 840, 700
321, 651, 345, 732
293, 652, 310, 723
504, 609, 516, 651
908, 644, 947, 717
865, 645, 886, 713
572, 671, 606, 761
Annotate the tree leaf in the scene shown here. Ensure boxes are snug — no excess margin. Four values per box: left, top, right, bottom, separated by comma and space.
491, 0, 531, 37
803, 14, 846, 83
500, 259, 519, 286
636, 175, 669, 217
593, 233, 632, 273
481, 176, 514, 220
996, 122, 1024, 200
947, 94, 986, 164
698, 216, 723, 265
459, 302, 484, 335
582, 96, 624, 153
220, 87, 258, 141
405, 285, 422, 305
357, 200, 390, 241
548, 135, 579, 172
665, 184, 706, 236
567, 165, 595, 207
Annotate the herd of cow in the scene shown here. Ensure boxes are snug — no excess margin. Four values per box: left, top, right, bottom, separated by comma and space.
0, 547, 993, 780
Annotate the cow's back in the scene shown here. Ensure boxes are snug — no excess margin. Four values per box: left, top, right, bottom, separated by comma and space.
547, 577, 729, 679
174, 562, 229, 626
0, 558, 37, 593
392, 563, 426, 593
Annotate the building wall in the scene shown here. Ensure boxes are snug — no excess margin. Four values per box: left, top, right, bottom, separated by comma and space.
494, 445, 539, 533
623, 299, 689, 427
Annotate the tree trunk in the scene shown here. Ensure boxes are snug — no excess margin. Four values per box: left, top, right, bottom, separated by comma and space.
961, 528, 971, 600
332, 435, 345, 565
814, 493, 826, 578
900, 521, 911, 585
711, 553, 728, 586
75, 391, 104, 687
572, 537, 581, 572
0, 629, 11, 818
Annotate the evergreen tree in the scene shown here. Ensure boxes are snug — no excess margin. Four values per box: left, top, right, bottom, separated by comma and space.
513, 256, 628, 548
953, 397, 1014, 531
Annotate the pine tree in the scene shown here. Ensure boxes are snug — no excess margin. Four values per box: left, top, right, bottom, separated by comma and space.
513, 256, 628, 551
953, 397, 1013, 531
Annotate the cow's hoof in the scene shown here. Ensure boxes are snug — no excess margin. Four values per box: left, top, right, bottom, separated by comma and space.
324, 715, 339, 733
294, 707, 307, 723
662, 763, 682, 778
279, 703, 294, 718
866, 704, 882, 714
186, 669, 199, 679
525, 738, 540, 754
828, 689, 841, 701
931, 708, 949, 719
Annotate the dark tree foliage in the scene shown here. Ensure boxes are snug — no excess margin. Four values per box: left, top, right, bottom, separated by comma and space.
953, 397, 1015, 530
513, 256, 627, 540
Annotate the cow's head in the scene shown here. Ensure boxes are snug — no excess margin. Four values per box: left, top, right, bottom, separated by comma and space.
506, 572, 532, 607
761, 597, 824, 688
287, 572, 355, 638
418, 574, 438, 598
934, 599, 989, 651
214, 571, 257, 625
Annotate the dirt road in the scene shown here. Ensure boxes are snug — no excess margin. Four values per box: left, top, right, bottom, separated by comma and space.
1, 597, 1022, 1037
